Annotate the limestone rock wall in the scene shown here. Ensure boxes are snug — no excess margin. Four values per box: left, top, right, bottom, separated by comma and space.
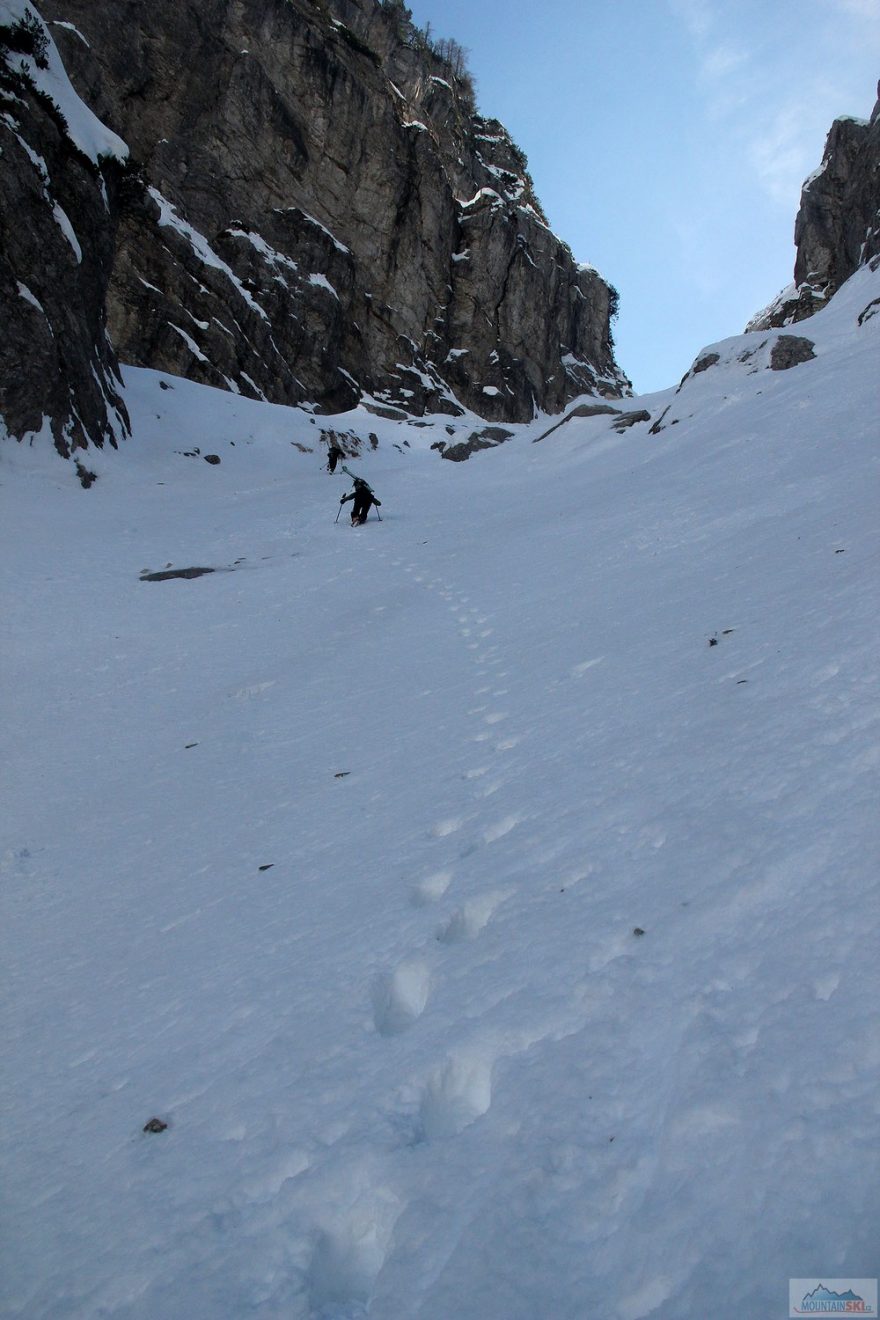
40, 0, 628, 420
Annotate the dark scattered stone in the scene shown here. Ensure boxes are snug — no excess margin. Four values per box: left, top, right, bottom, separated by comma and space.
334, 771, 351, 778
835, 548, 846, 553
203, 453, 221, 464
75, 461, 97, 488
722, 629, 735, 635
632, 927, 645, 937
708, 636, 719, 646
692, 352, 720, 374
737, 680, 749, 685
140, 567, 216, 581
258, 864, 274, 872
184, 742, 198, 748
143, 1117, 167, 1133
858, 296, 880, 326
769, 335, 816, 370
159, 380, 171, 390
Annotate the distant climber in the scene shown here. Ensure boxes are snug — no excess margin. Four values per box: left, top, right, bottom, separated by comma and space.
340, 476, 381, 525
326, 441, 343, 473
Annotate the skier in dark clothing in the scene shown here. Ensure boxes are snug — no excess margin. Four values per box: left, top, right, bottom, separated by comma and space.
340, 477, 381, 525
326, 443, 343, 474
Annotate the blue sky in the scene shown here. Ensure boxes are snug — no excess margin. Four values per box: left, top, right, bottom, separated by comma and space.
405, 0, 880, 392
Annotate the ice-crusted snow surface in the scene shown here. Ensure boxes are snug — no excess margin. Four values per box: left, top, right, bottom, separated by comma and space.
1, 266, 879, 1319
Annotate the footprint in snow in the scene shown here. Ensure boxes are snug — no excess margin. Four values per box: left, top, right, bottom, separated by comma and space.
307, 1189, 401, 1314
430, 816, 464, 839
436, 890, 511, 943
482, 815, 521, 844
411, 870, 453, 906
371, 960, 431, 1036
416, 1053, 493, 1141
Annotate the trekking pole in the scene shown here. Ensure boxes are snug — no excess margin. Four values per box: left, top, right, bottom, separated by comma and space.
335, 502, 342, 523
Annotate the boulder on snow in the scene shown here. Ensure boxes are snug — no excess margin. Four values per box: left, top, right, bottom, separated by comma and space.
441, 426, 514, 461
769, 336, 816, 370
611, 409, 651, 432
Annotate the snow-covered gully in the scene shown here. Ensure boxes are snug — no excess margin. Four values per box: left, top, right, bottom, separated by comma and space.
2, 265, 879, 1318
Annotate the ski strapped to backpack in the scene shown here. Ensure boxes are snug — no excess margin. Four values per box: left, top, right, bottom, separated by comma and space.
340, 464, 373, 492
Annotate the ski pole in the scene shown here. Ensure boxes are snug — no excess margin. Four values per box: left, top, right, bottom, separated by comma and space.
335, 502, 342, 523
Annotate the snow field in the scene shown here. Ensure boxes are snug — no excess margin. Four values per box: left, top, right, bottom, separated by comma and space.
1, 264, 879, 1317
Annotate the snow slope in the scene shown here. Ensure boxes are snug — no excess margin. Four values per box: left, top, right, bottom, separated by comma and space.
1, 264, 879, 1319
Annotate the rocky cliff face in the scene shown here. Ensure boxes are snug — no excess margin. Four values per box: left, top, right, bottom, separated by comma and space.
0, 5, 129, 457
36, 0, 627, 424
749, 84, 880, 332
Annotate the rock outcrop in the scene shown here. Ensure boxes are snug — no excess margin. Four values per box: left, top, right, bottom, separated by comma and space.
0, 6, 129, 455
749, 84, 880, 332
37, 0, 628, 423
